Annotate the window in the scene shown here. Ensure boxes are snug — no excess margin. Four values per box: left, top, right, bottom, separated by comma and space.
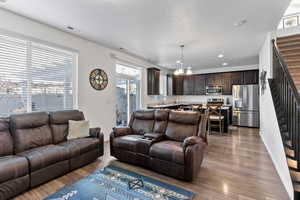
116, 64, 141, 126
0, 32, 77, 116
116, 64, 141, 79
160, 73, 167, 96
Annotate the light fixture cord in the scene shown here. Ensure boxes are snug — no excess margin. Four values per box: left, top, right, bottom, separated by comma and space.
181, 45, 184, 70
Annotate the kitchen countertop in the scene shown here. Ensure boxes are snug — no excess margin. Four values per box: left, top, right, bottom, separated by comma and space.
147, 103, 232, 110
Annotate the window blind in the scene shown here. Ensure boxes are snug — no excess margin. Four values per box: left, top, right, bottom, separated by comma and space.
0, 33, 76, 116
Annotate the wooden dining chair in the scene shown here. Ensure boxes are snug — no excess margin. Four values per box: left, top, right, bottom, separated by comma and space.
207, 103, 224, 135
198, 109, 209, 143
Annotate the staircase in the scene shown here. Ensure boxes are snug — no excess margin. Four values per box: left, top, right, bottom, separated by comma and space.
277, 34, 300, 92
271, 39, 300, 199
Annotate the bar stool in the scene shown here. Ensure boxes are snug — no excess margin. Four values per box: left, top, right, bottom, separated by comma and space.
207, 104, 224, 135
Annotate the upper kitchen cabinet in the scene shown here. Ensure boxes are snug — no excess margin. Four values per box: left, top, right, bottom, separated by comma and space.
193, 74, 206, 95
242, 70, 259, 84
222, 72, 232, 95
230, 71, 243, 86
147, 68, 160, 95
214, 73, 224, 86
183, 75, 195, 95
205, 73, 216, 86
172, 75, 184, 95
167, 69, 259, 96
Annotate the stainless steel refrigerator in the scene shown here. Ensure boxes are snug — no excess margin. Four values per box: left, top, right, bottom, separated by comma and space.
232, 84, 260, 128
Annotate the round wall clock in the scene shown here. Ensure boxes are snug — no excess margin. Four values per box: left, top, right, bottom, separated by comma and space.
89, 68, 108, 90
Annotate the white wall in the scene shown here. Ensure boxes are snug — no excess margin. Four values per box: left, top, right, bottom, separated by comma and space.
277, 26, 300, 38
0, 8, 168, 141
259, 32, 294, 199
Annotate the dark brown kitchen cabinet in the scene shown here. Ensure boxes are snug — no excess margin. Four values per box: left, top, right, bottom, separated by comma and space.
214, 73, 224, 86
222, 72, 232, 95
168, 69, 258, 96
172, 75, 184, 95
193, 74, 206, 95
230, 71, 243, 86
205, 73, 216, 86
147, 68, 160, 95
183, 75, 195, 95
243, 70, 259, 84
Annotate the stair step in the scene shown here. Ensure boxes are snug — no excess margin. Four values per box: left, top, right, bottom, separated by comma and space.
277, 35, 300, 44
280, 47, 300, 54
293, 79, 300, 84
293, 182, 300, 193
278, 41, 300, 49
284, 58, 300, 63
294, 185, 300, 199
283, 55, 300, 61
290, 71, 300, 75
288, 64, 300, 68
281, 51, 300, 57
287, 62, 300, 66
290, 72, 300, 77
291, 169, 300, 182
288, 158, 298, 169
285, 147, 295, 158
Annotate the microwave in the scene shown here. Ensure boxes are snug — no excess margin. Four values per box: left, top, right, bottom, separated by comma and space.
206, 86, 223, 95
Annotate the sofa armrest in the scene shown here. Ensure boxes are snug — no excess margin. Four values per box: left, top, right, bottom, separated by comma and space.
183, 136, 205, 151
112, 126, 132, 137
89, 127, 101, 138
184, 136, 207, 181
89, 127, 104, 156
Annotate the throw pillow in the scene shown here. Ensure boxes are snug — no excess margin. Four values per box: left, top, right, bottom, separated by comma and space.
68, 120, 90, 139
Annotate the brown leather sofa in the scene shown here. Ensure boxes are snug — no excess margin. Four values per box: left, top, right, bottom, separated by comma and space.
0, 110, 103, 200
110, 110, 208, 181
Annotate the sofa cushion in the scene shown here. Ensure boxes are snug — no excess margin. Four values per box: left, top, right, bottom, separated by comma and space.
165, 111, 200, 142
58, 138, 99, 158
130, 110, 154, 135
17, 145, 68, 172
149, 141, 184, 165
112, 135, 144, 152
0, 118, 13, 156
0, 156, 28, 183
153, 110, 169, 133
10, 112, 52, 153
49, 110, 84, 144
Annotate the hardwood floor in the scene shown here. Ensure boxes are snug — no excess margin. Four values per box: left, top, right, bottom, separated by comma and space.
15, 127, 289, 200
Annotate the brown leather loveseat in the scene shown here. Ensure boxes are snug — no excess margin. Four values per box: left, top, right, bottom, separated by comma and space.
0, 110, 103, 200
110, 110, 208, 181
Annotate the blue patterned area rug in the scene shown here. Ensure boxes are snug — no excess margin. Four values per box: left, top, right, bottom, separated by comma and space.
44, 165, 195, 200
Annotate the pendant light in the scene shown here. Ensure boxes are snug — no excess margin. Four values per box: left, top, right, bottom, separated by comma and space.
186, 67, 193, 75
173, 45, 192, 75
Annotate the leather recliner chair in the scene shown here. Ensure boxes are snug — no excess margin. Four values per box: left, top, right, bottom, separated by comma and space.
110, 110, 208, 181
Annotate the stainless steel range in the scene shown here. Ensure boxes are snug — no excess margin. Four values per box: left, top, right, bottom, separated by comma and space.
232, 84, 260, 128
